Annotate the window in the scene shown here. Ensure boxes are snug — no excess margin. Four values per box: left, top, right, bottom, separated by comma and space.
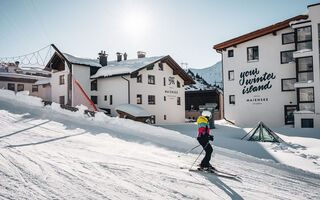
297, 57, 313, 82
298, 87, 314, 111
281, 50, 294, 64
17, 84, 24, 92
281, 78, 296, 91
164, 115, 167, 120
228, 70, 234, 81
91, 96, 98, 104
148, 75, 155, 84
148, 95, 155, 105
59, 75, 65, 85
301, 119, 314, 128
229, 95, 235, 104
137, 75, 142, 83
163, 77, 166, 86
164, 96, 166, 101
282, 32, 295, 44
7, 83, 15, 91
59, 96, 65, 105
158, 62, 163, 71
228, 50, 234, 57
32, 85, 38, 92
177, 81, 181, 88
137, 94, 142, 104
104, 95, 107, 101
91, 80, 97, 91
177, 97, 181, 105
150, 115, 156, 124
296, 26, 312, 50
110, 95, 113, 105
247, 46, 259, 61
284, 105, 297, 125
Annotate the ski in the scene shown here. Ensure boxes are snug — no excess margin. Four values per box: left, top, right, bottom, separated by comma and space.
188, 168, 240, 180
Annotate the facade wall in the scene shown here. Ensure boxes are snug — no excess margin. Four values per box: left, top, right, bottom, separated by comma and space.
222, 27, 298, 127
0, 80, 51, 101
51, 65, 69, 104
96, 60, 186, 124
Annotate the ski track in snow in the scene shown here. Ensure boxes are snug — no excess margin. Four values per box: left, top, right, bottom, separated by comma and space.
0, 99, 320, 199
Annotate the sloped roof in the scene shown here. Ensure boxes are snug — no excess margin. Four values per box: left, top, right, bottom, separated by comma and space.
115, 104, 150, 117
91, 56, 165, 78
213, 15, 308, 51
63, 53, 101, 68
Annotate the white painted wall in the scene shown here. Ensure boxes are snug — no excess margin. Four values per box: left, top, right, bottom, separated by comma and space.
222, 27, 298, 127
51, 64, 69, 104
96, 60, 185, 124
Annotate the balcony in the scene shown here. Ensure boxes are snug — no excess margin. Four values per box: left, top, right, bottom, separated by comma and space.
293, 48, 313, 58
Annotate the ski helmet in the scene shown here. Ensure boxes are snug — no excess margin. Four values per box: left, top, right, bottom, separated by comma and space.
202, 110, 212, 119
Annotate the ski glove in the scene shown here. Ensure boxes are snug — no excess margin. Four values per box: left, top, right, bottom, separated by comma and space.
208, 135, 214, 141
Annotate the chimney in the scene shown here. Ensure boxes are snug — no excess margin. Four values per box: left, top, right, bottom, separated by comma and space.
123, 52, 127, 60
137, 51, 146, 58
98, 50, 108, 66
15, 61, 20, 67
116, 52, 122, 62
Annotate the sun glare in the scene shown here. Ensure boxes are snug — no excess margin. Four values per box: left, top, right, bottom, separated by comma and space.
123, 11, 149, 38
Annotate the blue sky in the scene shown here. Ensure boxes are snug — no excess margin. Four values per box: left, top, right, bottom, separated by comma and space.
0, 0, 319, 69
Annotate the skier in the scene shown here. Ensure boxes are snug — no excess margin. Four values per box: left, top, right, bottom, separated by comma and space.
196, 110, 214, 170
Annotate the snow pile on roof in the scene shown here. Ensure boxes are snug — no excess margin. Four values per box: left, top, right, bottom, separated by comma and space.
34, 77, 51, 85
91, 56, 164, 78
0, 72, 44, 80
289, 18, 310, 26
115, 104, 150, 117
63, 53, 101, 68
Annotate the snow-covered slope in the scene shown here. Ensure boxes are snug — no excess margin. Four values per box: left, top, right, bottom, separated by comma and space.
0, 90, 320, 199
186, 61, 222, 90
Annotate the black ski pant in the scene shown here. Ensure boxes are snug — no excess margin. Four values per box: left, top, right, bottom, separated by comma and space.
197, 136, 213, 167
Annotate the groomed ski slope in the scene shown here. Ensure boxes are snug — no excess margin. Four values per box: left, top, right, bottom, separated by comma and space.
0, 90, 319, 200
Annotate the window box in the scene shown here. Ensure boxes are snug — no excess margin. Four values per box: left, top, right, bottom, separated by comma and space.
148, 95, 155, 105
296, 56, 313, 82
281, 50, 294, 64
228, 50, 234, 57
137, 75, 142, 83
282, 32, 295, 44
7, 83, 15, 91
297, 87, 314, 112
148, 75, 155, 85
296, 26, 312, 51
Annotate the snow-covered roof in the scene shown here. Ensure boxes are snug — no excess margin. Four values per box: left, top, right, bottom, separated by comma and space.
91, 56, 164, 78
34, 77, 51, 85
0, 72, 44, 80
115, 104, 150, 117
63, 53, 101, 68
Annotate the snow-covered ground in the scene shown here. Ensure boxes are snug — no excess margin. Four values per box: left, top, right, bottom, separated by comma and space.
0, 90, 320, 199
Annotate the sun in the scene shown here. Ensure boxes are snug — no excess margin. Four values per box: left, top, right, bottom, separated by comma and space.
123, 11, 149, 38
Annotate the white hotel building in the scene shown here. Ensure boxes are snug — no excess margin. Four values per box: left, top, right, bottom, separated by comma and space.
214, 3, 320, 128
45, 49, 194, 124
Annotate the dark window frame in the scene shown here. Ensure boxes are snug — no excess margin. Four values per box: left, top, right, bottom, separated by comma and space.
228, 70, 234, 81
59, 96, 65, 105
104, 95, 107, 101
296, 56, 313, 82
32, 85, 38, 92
177, 81, 181, 88
59, 75, 65, 85
247, 46, 259, 62
150, 115, 156, 124
301, 118, 314, 128
137, 94, 142, 104
7, 83, 15, 91
91, 80, 97, 91
284, 105, 298, 125
297, 87, 314, 111
228, 49, 234, 57
281, 78, 296, 91
177, 97, 181, 105
17, 84, 24, 92
295, 25, 312, 51
148, 95, 155, 105
282, 32, 295, 45
164, 115, 166, 120
280, 50, 295, 64
148, 75, 155, 85
110, 95, 113, 105
163, 77, 166, 86
137, 74, 142, 83
91, 96, 98, 104
229, 95, 235, 104
158, 62, 163, 71
164, 96, 166, 101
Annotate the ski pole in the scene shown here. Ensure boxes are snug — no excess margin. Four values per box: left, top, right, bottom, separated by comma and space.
178, 144, 201, 157
189, 142, 209, 170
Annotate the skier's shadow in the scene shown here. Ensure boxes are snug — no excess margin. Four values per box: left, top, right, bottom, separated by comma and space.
205, 175, 244, 200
